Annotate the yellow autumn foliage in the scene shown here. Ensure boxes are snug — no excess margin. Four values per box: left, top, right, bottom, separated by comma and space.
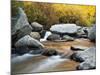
52, 4, 95, 26
11, 1, 96, 29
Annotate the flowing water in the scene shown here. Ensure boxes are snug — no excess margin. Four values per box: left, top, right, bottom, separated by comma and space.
40, 31, 52, 42
12, 32, 95, 74
11, 54, 79, 74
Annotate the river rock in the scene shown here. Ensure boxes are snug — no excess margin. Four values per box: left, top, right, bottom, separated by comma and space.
71, 47, 96, 62
30, 32, 41, 40
88, 25, 96, 42
11, 17, 17, 28
31, 22, 43, 32
29, 49, 43, 54
76, 58, 96, 70
50, 24, 81, 34
77, 27, 89, 38
47, 34, 61, 41
12, 7, 32, 35
71, 45, 88, 51
12, 47, 30, 55
40, 30, 47, 38
15, 35, 44, 49
11, 7, 32, 46
42, 48, 58, 56
62, 35, 74, 41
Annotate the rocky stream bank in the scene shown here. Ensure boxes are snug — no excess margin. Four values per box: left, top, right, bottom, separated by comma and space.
11, 7, 96, 74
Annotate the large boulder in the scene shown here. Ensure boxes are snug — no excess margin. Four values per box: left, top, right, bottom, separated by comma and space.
76, 58, 96, 70
11, 7, 32, 46
30, 32, 41, 40
31, 22, 43, 32
88, 25, 96, 42
71, 47, 96, 62
12, 7, 32, 35
15, 35, 44, 49
50, 24, 81, 34
47, 34, 61, 41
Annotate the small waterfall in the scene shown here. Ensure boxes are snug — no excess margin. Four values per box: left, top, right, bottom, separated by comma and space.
31, 55, 67, 72
40, 31, 52, 42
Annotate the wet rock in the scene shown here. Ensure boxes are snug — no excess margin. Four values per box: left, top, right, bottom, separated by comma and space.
30, 32, 41, 40
47, 34, 61, 41
77, 27, 89, 38
62, 35, 74, 41
77, 58, 96, 70
88, 25, 96, 42
11, 47, 30, 55
15, 35, 44, 49
31, 22, 43, 32
71, 47, 96, 62
42, 48, 58, 56
29, 49, 43, 54
70, 53, 84, 62
11, 7, 32, 46
71, 45, 88, 51
50, 24, 81, 34
40, 30, 47, 38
